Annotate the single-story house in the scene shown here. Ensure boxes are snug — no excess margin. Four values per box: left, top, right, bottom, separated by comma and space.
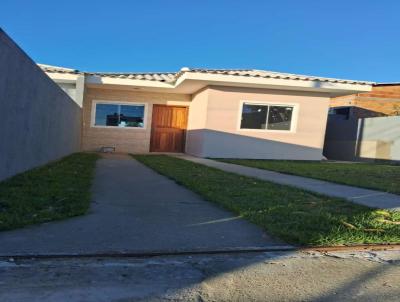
40, 64, 373, 160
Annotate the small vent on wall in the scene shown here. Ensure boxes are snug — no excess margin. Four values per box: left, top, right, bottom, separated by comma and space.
100, 146, 116, 153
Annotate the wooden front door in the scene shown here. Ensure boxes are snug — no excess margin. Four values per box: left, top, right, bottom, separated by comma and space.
150, 105, 188, 152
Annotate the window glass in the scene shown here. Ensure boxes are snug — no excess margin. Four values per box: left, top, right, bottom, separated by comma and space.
94, 103, 145, 128
240, 104, 268, 129
95, 104, 119, 126
329, 107, 350, 120
240, 103, 294, 131
120, 105, 145, 127
267, 106, 293, 130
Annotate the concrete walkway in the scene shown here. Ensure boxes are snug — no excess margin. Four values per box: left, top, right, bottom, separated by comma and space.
0, 155, 287, 256
176, 155, 400, 211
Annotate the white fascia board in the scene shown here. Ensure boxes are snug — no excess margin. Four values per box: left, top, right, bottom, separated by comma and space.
85, 75, 174, 89
177, 72, 372, 94
74, 75, 85, 107
45, 72, 80, 83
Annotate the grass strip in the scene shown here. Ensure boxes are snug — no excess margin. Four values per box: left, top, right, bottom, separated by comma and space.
217, 159, 400, 195
133, 155, 400, 246
0, 153, 99, 231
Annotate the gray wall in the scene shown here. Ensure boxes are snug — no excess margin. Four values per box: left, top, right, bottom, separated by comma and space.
324, 115, 400, 162
0, 29, 81, 181
323, 116, 359, 161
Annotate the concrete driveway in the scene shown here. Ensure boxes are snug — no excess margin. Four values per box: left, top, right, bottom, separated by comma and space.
0, 154, 286, 256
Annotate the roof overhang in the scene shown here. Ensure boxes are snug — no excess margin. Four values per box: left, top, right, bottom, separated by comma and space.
45, 72, 80, 84
85, 71, 372, 96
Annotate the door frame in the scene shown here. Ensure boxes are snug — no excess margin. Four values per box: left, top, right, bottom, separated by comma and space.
150, 104, 189, 152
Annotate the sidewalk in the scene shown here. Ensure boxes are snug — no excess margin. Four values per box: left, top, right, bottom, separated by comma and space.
176, 155, 400, 211
1, 250, 399, 302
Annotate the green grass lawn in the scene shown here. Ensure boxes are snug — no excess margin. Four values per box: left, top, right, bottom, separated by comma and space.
217, 159, 400, 195
133, 155, 400, 246
0, 153, 99, 231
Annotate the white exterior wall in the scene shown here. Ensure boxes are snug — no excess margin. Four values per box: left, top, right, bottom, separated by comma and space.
358, 116, 400, 161
58, 82, 76, 100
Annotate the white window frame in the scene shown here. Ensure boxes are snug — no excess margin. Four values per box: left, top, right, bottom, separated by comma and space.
237, 100, 299, 133
91, 100, 148, 130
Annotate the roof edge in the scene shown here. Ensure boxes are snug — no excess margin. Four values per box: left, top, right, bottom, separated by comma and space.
374, 83, 400, 86
38, 63, 375, 86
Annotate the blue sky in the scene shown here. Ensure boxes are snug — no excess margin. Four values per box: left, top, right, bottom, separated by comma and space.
1, 0, 399, 82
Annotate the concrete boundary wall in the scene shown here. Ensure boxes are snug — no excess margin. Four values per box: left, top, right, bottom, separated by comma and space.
357, 116, 400, 161
0, 29, 81, 181
324, 115, 400, 162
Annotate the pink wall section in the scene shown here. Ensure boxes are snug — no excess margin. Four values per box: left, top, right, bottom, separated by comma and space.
186, 86, 330, 160
185, 88, 209, 156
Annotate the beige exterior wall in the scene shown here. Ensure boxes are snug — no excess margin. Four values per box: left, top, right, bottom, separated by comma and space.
82, 85, 330, 160
186, 86, 330, 160
82, 87, 190, 153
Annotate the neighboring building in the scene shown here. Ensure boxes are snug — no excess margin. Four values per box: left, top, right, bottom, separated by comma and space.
325, 84, 400, 162
39, 64, 85, 107
329, 84, 400, 119
40, 65, 373, 160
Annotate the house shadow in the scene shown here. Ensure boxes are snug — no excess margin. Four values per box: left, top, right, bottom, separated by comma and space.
186, 128, 324, 160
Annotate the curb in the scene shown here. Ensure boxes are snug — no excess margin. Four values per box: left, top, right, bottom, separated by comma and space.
1, 244, 400, 260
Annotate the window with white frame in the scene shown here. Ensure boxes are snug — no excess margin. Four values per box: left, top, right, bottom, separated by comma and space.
94, 103, 145, 128
240, 103, 294, 131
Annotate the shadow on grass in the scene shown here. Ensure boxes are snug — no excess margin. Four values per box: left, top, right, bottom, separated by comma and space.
133, 155, 400, 246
